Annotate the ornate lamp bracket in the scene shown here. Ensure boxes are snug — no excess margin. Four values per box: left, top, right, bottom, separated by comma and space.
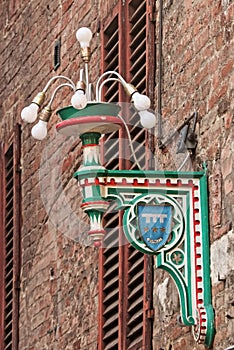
20, 24, 215, 348
56, 104, 215, 348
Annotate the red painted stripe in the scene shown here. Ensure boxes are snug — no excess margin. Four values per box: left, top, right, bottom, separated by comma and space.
81, 201, 108, 207
82, 144, 99, 148
56, 115, 123, 130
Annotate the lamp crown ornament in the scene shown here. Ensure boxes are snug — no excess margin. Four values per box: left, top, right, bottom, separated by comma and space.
21, 27, 215, 348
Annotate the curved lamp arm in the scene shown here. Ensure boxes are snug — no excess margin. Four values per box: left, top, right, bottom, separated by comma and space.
95, 70, 129, 101
43, 75, 76, 93
96, 78, 122, 101
47, 83, 75, 108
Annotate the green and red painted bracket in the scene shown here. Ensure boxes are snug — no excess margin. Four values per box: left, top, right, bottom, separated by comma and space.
56, 103, 215, 347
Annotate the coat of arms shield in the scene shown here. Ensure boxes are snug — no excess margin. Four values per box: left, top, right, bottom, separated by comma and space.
137, 204, 172, 251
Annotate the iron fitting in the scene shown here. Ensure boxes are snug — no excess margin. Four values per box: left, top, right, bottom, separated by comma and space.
124, 83, 138, 97
32, 91, 46, 106
76, 80, 86, 91
81, 47, 91, 63
39, 106, 52, 122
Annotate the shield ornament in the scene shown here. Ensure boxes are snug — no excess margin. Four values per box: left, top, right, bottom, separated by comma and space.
138, 204, 173, 251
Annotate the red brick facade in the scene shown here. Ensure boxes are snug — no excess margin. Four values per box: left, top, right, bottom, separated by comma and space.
0, 0, 233, 349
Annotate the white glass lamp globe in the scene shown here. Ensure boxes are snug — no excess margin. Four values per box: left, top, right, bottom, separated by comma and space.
21, 103, 39, 123
31, 120, 48, 140
139, 110, 156, 129
132, 93, 151, 111
71, 90, 87, 110
76, 27, 92, 48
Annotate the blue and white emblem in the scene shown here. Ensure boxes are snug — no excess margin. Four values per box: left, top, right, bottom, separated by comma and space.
138, 204, 172, 251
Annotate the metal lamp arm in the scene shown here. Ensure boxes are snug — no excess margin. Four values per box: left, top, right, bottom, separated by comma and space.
95, 71, 128, 101
47, 83, 75, 108
96, 78, 122, 101
43, 75, 76, 93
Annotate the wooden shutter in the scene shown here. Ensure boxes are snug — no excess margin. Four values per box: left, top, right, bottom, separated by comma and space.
99, 1, 155, 349
99, 12, 122, 350
126, 1, 154, 349
0, 126, 21, 350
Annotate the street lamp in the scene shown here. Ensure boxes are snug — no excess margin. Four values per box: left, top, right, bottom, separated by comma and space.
21, 27, 215, 348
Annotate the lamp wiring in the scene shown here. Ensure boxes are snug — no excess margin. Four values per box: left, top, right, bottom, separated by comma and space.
177, 151, 191, 171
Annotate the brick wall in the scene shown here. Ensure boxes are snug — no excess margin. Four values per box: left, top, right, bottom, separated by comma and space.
0, 0, 233, 349
0, 1, 103, 349
153, 0, 233, 349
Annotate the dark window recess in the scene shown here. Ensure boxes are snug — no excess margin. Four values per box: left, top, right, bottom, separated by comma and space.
0, 126, 21, 350
54, 38, 61, 71
99, 1, 155, 349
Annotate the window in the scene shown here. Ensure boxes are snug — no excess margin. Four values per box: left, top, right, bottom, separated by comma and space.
0, 126, 21, 350
99, 1, 155, 349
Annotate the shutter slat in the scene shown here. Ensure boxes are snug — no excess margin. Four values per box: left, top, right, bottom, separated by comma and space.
103, 285, 119, 304
104, 81, 119, 100
4, 315, 13, 331
105, 90, 119, 103
128, 281, 144, 300
5, 154, 13, 168
5, 298, 13, 313
103, 300, 119, 318
104, 214, 119, 229
104, 231, 119, 248
128, 269, 144, 289
104, 158, 119, 170
103, 324, 119, 340
104, 338, 118, 350
103, 274, 119, 292
5, 207, 14, 223
128, 293, 143, 314
105, 26, 119, 51
5, 283, 13, 300
5, 258, 13, 275
127, 321, 143, 338
129, 1, 146, 24
104, 249, 119, 267
128, 255, 144, 274
5, 186, 14, 202
130, 66, 146, 88
127, 308, 143, 327
130, 24, 146, 52
128, 336, 142, 349
5, 216, 14, 233
105, 41, 119, 62
104, 134, 119, 156
4, 340, 13, 349
130, 50, 146, 75
5, 175, 13, 189
103, 311, 119, 328
4, 335, 13, 346
103, 261, 119, 280
128, 246, 142, 260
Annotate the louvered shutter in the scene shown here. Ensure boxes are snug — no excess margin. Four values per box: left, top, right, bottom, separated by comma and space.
0, 126, 21, 350
99, 13, 122, 350
126, 1, 153, 349
99, 2, 154, 349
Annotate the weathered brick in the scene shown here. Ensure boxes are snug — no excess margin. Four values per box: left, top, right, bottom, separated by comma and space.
0, 0, 233, 349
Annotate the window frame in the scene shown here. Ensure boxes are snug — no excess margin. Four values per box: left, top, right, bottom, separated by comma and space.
0, 125, 21, 350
